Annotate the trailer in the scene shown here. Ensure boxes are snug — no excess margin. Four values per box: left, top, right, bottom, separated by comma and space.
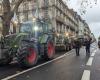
55, 33, 74, 51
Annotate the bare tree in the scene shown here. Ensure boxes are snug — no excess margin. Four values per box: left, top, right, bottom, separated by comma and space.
1, 0, 24, 36
64, 0, 98, 15
79, 0, 97, 15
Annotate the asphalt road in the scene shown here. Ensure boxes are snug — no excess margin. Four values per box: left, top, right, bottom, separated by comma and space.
0, 42, 98, 80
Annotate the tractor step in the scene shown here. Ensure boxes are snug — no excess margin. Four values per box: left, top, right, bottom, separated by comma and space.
0, 49, 3, 59
0, 49, 7, 59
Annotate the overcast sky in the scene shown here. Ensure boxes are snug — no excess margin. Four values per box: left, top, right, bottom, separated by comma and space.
63, 0, 100, 39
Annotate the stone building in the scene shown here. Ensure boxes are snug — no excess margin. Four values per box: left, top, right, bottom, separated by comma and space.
17, 0, 79, 39
78, 15, 91, 39
0, 0, 91, 39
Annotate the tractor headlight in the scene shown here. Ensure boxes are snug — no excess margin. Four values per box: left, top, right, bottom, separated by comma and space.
14, 45, 18, 48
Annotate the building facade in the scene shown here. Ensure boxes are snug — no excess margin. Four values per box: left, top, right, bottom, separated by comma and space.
78, 15, 92, 39
17, 0, 79, 38
0, 0, 92, 40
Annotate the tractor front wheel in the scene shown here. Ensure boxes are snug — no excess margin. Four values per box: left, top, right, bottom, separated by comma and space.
18, 47, 38, 68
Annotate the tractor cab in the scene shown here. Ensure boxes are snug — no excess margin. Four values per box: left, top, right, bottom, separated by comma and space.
20, 19, 53, 43
0, 19, 55, 67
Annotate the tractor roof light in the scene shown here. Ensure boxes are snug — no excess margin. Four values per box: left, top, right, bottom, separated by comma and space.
34, 26, 39, 31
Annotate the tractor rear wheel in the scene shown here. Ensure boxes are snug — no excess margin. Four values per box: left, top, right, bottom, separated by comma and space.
44, 41, 55, 60
18, 47, 38, 68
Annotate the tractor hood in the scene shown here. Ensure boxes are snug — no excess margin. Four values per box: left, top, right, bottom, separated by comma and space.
4, 33, 29, 49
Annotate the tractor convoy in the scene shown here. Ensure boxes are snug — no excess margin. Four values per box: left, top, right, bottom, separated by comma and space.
0, 0, 74, 67
0, 17, 74, 67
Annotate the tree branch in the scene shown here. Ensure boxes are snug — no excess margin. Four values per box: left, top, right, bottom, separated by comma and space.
2, 0, 11, 13
13, 0, 25, 13
2, 0, 11, 19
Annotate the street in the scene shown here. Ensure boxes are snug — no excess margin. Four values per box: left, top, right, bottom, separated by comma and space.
0, 42, 99, 80
0, 0, 100, 80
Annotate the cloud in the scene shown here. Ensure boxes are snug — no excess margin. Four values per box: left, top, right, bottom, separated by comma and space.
83, 1, 100, 39
89, 22, 100, 39
84, 3, 100, 23
63, 0, 100, 39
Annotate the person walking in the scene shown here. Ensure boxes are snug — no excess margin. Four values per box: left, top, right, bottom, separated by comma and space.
85, 37, 92, 56
98, 40, 100, 49
74, 38, 81, 56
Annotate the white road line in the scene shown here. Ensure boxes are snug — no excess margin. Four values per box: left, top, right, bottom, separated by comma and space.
91, 52, 96, 57
91, 49, 97, 56
81, 70, 90, 80
1, 51, 72, 80
2, 49, 96, 80
86, 57, 93, 66
94, 49, 97, 53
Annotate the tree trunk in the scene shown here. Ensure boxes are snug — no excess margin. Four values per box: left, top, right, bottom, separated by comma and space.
2, 0, 11, 36
1, 0, 25, 36
2, 19, 11, 36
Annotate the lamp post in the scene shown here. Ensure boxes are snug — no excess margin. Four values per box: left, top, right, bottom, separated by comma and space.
65, 32, 69, 37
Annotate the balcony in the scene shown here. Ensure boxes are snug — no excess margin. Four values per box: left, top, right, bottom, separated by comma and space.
56, 15, 64, 23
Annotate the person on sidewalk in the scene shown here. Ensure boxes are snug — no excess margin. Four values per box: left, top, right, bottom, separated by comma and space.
84, 37, 92, 56
98, 40, 100, 49
74, 38, 81, 56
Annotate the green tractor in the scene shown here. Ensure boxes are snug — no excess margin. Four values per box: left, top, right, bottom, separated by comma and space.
0, 19, 55, 67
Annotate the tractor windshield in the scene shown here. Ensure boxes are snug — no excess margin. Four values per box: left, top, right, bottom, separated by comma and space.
20, 23, 33, 33
20, 20, 52, 34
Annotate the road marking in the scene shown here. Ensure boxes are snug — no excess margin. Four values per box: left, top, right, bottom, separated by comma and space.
2, 49, 97, 80
94, 49, 97, 53
81, 70, 90, 80
86, 57, 93, 66
91, 52, 96, 57
1, 50, 73, 80
82, 49, 97, 80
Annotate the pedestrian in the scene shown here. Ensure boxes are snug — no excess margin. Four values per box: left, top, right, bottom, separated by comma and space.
98, 40, 100, 49
74, 38, 81, 56
84, 37, 92, 56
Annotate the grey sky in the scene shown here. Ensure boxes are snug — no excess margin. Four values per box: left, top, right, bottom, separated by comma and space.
63, 0, 100, 39
84, 0, 100, 39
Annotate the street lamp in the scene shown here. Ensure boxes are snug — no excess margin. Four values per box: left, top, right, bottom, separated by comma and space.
65, 32, 69, 37
56, 33, 60, 37
14, 21, 18, 25
33, 17, 36, 22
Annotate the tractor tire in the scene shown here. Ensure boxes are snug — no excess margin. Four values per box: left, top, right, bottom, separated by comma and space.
0, 50, 12, 65
44, 41, 55, 60
18, 46, 38, 68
